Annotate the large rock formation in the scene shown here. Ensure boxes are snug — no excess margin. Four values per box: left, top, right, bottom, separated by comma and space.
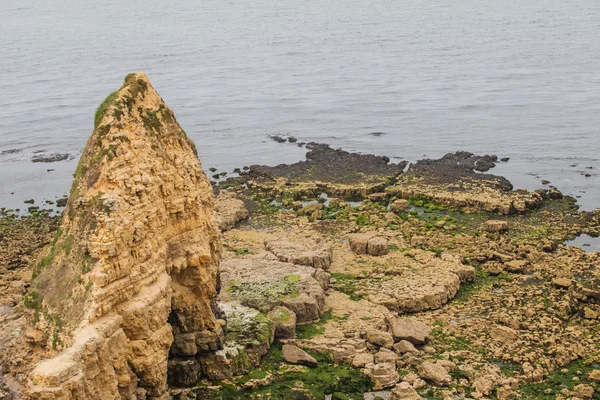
25, 73, 222, 399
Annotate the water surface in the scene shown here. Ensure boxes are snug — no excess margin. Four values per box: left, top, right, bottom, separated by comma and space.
1, 0, 599, 211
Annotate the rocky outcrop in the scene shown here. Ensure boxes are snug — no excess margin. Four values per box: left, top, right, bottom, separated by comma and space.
214, 191, 249, 231
25, 73, 222, 399
195, 302, 273, 381
219, 253, 326, 323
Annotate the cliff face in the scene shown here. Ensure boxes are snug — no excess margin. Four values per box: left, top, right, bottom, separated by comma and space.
26, 73, 222, 399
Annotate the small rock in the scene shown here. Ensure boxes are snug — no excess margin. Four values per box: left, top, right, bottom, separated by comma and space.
394, 340, 419, 354
552, 277, 572, 289
282, 344, 317, 367
504, 260, 528, 273
390, 199, 410, 213
267, 306, 296, 339
387, 317, 431, 344
472, 377, 494, 396
500, 157, 510, 162
541, 180, 550, 185
485, 220, 508, 233
587, 370, 600, 382
583, 307, 598, 320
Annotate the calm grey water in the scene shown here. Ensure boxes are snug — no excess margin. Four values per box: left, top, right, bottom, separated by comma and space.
1, 0, 599, 212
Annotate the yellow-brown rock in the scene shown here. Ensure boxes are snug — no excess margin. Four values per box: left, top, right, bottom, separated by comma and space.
26, 73, 222, 399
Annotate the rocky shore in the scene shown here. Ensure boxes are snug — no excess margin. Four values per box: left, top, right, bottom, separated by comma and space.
0, 74, 599, 400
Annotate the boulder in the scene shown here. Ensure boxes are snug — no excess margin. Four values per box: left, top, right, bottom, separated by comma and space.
366, 329, 394, 349
387, 317, 431, 344
282, 345, 317, 367
220, 255, 325, 323
390, 199, 410, 213
390, 382, 423, 400
418, 361, 452, 386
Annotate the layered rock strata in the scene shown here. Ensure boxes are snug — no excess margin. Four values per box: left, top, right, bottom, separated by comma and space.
25, 73, 222, 399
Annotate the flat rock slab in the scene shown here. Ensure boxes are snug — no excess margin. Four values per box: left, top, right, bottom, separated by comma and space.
282, 344, 317, 367
219, 253, 326, 323
264, 234, 332, 269
341, 252, 475, 313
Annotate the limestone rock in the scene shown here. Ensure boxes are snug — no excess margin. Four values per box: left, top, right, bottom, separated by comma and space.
352, 353, 374, 368
387, 317, 431, 344
485, 220, 509, 233
394, 340, 419, 354
390, 199, 410, 213
26, 73, 223, 398
572, 384, 594, 400
472, 376, 494, 396
348, 232, 389, 256
374, 348, 398, 365
552, 277, 572, 289
215, 191, 249, 231
366, 329, 394, 349
219, 254, 326, 323
264, 234, 332, 269
588, 369, 600, 382
418, 361, 452, 386
363, 362, 400, 390
282, 345, 317, 367
267, 306, 296, 339
504, 260, 528, 273
390, 382, 423, 400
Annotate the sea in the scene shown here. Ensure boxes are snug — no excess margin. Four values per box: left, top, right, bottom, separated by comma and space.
0, 0, 598, 212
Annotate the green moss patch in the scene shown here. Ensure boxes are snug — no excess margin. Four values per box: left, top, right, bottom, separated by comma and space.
94, 91, 118, 128
216, 342, 373, 399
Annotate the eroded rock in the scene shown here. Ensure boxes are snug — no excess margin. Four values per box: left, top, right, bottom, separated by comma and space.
25, 73, 223, 398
